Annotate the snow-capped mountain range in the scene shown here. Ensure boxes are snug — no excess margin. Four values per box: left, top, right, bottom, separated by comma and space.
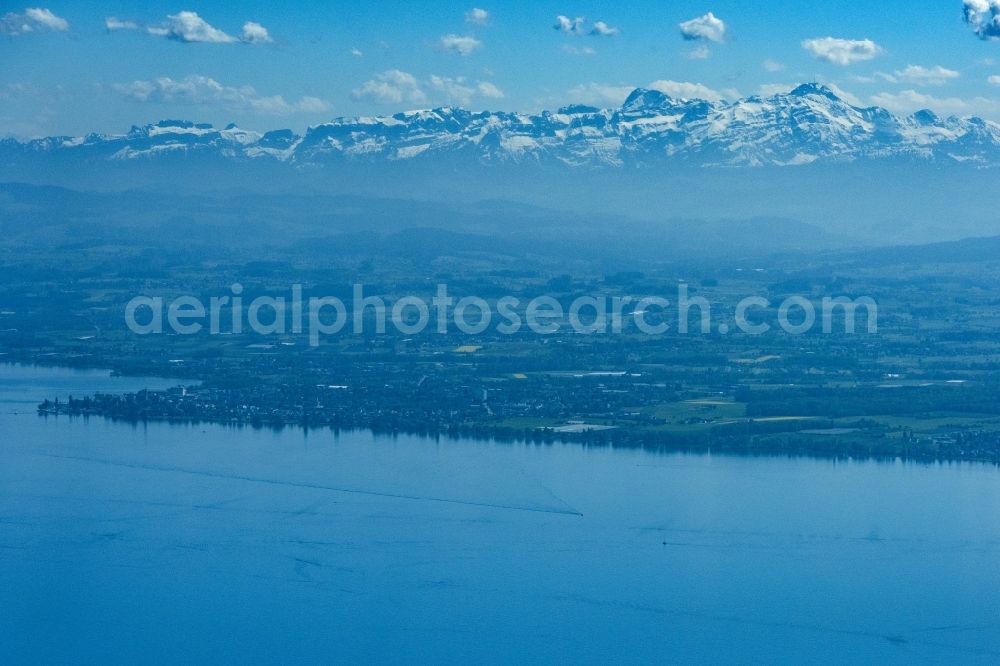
5, 83, 1000, 168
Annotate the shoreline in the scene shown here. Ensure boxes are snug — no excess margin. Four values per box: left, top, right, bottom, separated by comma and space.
37, 400, 1000, 467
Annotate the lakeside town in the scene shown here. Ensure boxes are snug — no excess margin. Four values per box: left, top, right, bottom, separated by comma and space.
12, 235, 1000, 463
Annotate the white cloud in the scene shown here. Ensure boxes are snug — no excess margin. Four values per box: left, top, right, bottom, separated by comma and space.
105, 17, 138, 31
296, 96, 331, 113
113, 75, 329, 115
104, 11, 272, 45
465, 8, 489, 25
823, 82, 864, 106
147, 11, 236, 43
477, 81, 505, 98
893, 64, 960, 86
1, 7, 69, 34
990, 75, 1000, 85
428, 76, 503, 105
762, 59, 785, 72
567, 83, 635, 106
353, 70, 428, 105
353, 70, 500, 107
869, 89, 998, 116
648, 80, 731, 102
429, 75, 478, 106
964, 0, 1000, 40
249, 95, 300, 114
350, 47, 364, 57
590, 21, 619, 37
24, 7, 68, 30
685, 45, 711, 60
758, 83, 793, 97
679, 12, 726, 43
802, 37, 882, 66
436, 77, 503, 105
554, 15, 619, 38
240, 21, 272, 44
562, 44, 596, 55
871, 90, 954, 113
554, 15, 585, 35
439, 33, 482, 56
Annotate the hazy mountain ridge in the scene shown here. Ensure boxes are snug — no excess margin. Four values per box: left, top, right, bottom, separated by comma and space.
0, 181, 848, 265
5, 84, 1000, 168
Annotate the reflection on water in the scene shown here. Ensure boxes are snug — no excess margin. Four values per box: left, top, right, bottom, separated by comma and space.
2, 364, 1000, 663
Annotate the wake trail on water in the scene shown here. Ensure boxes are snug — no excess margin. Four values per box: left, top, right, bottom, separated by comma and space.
38, 453, 584, 517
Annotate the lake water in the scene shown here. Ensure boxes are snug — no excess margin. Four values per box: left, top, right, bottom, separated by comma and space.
2, 364, 1000, 664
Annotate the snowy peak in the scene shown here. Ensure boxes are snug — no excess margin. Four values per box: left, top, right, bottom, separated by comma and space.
4, 84, 1000, 168
621, 88, 677, 113
787, 83, 841, 100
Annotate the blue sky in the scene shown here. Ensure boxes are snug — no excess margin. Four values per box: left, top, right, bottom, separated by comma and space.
3, 1, 1000, 137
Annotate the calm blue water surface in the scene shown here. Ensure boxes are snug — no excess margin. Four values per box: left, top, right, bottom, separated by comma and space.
2, 364, 1000, 664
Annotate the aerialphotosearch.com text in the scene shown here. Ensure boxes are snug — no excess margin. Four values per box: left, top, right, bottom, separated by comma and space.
125, 283, 878, 346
